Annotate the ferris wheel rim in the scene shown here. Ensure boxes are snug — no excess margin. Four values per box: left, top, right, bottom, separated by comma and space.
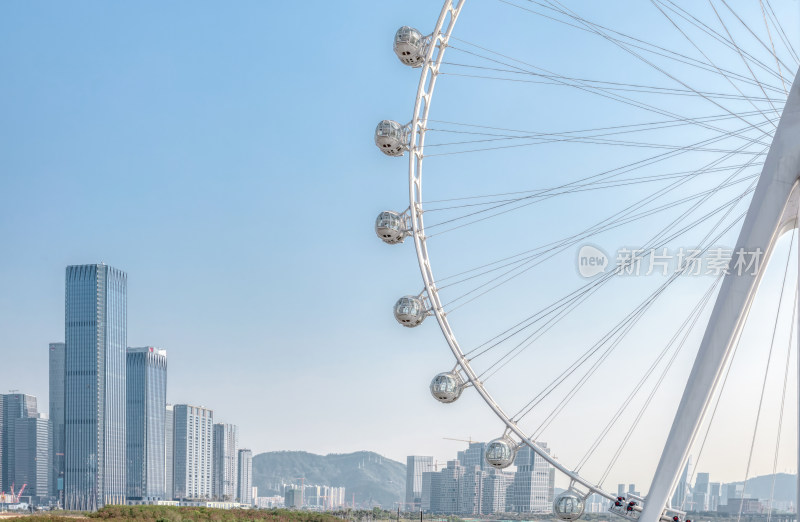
405, 0, 631, 508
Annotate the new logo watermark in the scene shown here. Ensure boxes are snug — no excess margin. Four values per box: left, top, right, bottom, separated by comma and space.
576, 245, 764, 278
577, 245, 609, 278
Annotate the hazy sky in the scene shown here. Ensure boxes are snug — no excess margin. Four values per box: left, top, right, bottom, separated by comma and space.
2, 0, 800, 498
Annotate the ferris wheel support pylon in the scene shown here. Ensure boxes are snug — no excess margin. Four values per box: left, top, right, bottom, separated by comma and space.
640, 66, 800, 522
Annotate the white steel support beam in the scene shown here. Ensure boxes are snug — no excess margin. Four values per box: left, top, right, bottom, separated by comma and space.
640, 67, 800, 522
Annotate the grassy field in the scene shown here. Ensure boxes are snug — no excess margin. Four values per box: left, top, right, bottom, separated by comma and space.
5, 506, 344, 522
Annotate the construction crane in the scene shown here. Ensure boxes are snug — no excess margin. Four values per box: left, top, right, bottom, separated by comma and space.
9, 484, 27, 504
442, 436, 475, 445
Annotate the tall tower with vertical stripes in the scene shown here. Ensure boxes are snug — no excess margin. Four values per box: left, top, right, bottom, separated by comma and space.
64, 264, 127, 510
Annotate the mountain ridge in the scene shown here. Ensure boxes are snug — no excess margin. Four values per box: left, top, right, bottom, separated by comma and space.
252, 450, 405, 508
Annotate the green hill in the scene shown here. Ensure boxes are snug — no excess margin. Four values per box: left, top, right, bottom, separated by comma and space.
252, 451, 406, 508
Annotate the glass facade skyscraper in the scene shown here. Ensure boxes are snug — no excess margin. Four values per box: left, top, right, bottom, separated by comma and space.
1, 393, 39, 493
15, 417, 51, 503
126, 347, 167, 500
212, 423, 238, 501
165, 405, 174, 501
511, 443, 554, 513
237, 449, 253, 505
49, 342, 66, 501
65, 264, 127, 510
405, 455, 434, 508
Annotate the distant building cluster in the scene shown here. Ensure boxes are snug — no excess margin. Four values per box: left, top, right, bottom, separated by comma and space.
406, 442, 555, 515
280, 484, 347, 510
671, 458, 794, 515
0, 264, 254, 510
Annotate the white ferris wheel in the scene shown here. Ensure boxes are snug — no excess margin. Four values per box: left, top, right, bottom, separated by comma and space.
373, 2, 800, 522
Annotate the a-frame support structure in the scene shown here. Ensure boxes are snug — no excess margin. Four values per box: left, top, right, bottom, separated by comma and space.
639, 69, 800, 522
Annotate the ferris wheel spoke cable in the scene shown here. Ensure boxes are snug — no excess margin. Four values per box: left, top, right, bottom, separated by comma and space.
529, 292, 666, 437
442, 181, 752, 312
425, 111, 778, 147
427, 173, 760, 236
438, 71, 786, 103
762, 0, 800, 65
542, 0, 780, 141
596, 217, 752, 487
655, 0, 791, 86
758, 0, 790, 96
425, 134, 767, 234
509, 184, 753, 424
495, 0, 786, 92
706, 0, 782, 120
735, 226, 797, 522
649, 0, 778, 131
424, 162, 762, 211
437, 174, 757, 293
445, 41, 774, 149
425, 116, 780, 147
453, 165, 760, 350
766, 286, 796, 522
474, 190, 754, 384
472, 163, 759, 382
574, 276, 722, 472
424, 136, 767, 158
454, 146, 764, 346
425, 124, 769, 236
482, 208, 749, 437
418, 114, 776, 228
424, 114, 777, 151
437, 63, 786, 103
717, 0, 795, 82
433, 180, 759, 298
545, 0, 788, 89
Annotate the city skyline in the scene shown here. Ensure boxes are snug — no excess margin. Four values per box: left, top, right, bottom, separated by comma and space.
4, 0, 800, 501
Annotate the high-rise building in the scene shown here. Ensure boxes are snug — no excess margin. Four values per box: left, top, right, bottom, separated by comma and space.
1, 393, 39, 493
481, 469, 512, 515
457, 443, 486, 472
14, 416, 51, 504
64, 264, 127, 510
430, 460, 463, 514
165, 405, 174, 500
406, 456, 434, 508
173, 405, 213, 500
460, 465, 485, 515
285, 487, 302, 508
693, 473, 710, 512
126, 347, 168, 500
671, 456, 691, 509
511, 444, 554, 513
421, 471, 434, 511
237, 449, 253, 504
49, 342, 66, 502
212, 423, 238, 501
708, 482, 721, 512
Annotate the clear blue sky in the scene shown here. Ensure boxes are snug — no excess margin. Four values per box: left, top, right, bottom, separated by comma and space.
2, 1, 799, 494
